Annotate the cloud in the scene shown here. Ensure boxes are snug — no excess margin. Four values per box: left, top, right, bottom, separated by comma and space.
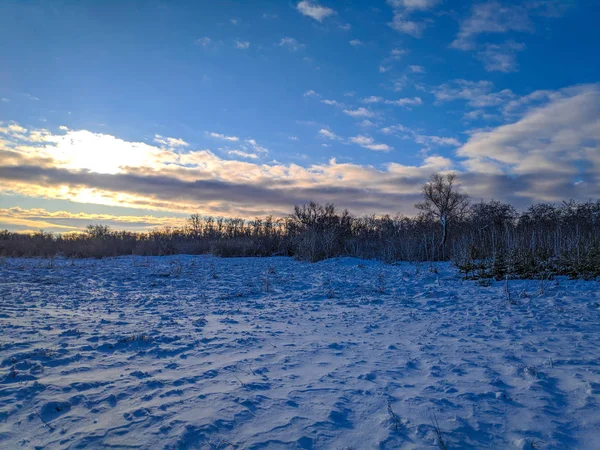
457, 84, 600, 200
228, 150, 258, 159
154, 135, 189, 148
297, 1, 335, 22
477, 41, 525, 73
384, 97, 423, 107
381, 124, 460, 150
339, 23, 351, 31
451, 1, 567, 51
0, 124, 461, 218
390, 48, 408, 59
451, 2, 533, 50
0, 124, 457, 218
235, 40, 250, 49
244, 139, 269, 154
360, 120, 376, 127
1, 98, 8, 103
322, 99, 343, 107
194, 37, 211, 46
349, 39, 363, 47
279, 37, 306, 51
432, 80, 515, 108
2, 85, 597, 227
318, 129, 342, 140
409, 65, 425, 73
413, 135, 461, 148
387, 0, 440, 37
391, 75, 409, 92
343, 107, 374, 118
208, 132, 239, 142
303, 90, 320, 98
363, 96, 384, 104
0, 207, 187, 233
388, 0, 440, 11
381, 124, 411, 134
450, 2, 567, 71
349, 135, 392, 152
389, 17, 426, 37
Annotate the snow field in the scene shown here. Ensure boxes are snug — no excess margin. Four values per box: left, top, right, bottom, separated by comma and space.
1, 255, 599, 449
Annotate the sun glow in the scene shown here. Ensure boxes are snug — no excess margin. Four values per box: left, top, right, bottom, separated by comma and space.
48, 129, 172, 174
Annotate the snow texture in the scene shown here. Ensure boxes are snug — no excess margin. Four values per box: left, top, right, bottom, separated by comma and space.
1, 255, 599, 449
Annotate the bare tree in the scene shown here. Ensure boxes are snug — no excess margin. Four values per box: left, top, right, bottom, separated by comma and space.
186, 213, 202, 238
415, 173, 469, 247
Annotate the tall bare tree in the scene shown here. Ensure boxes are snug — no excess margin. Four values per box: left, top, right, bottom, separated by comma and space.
415, 173, 469, 247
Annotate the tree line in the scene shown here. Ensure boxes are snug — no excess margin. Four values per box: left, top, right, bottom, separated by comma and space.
1, 173, 599, 279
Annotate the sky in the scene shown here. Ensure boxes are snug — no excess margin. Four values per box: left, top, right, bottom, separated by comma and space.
1, 0, 599, 232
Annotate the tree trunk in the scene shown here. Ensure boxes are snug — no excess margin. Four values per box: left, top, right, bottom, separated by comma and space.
440, 216, 448, 248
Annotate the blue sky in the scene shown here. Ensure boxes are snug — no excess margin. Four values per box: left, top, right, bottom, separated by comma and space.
1, 0, 599, 232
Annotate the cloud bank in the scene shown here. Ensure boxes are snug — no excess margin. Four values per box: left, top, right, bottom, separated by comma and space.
1, 83, 599, 230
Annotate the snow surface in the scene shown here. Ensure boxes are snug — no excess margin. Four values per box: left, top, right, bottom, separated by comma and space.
1, 255, 599, 449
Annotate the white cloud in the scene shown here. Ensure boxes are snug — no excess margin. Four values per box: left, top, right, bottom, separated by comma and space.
349, 39, 363, 47
2, 87, 597, 220
322, 99, 343, 107
195, 37, 211, 46
381, 124, 411, 134
0, 123, 457, 218
289, 136, 299, 141
343, 107, 374, 118
339, 23, 351, 31
228, 150, 258, 159
409, 64, 425, 73
245, 139, 269, 154
389, 17, 426, 37
303, 89, 320, 97
1, 98, 8, 103
387, 0, 440, 37
391, 75, 409, 92
388, 0, 440, 11
297, 1, 336, 22
363, 96, 384, 104
432, 80, 515, 108
451, 1, 567, 51
477, 41, 525, 72
350, 135, 392, 151
279, 37, 306, 51
381, 124, 460, 150
154, 135, 189, 148
390, 48, 408, 59
208, 132, 239, 142
384, 97, 423, 107
318, 129, 342, 140
379, 65, 391, 73
449, 1, 565, 72
413, 135, 461, 147
458, 84, 600, 189
452, 2, 533, 50
230, 18, 239, 25
235, 40, 250, 49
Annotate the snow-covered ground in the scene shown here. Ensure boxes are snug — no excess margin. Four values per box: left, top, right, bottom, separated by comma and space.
0, 256, 599, 449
